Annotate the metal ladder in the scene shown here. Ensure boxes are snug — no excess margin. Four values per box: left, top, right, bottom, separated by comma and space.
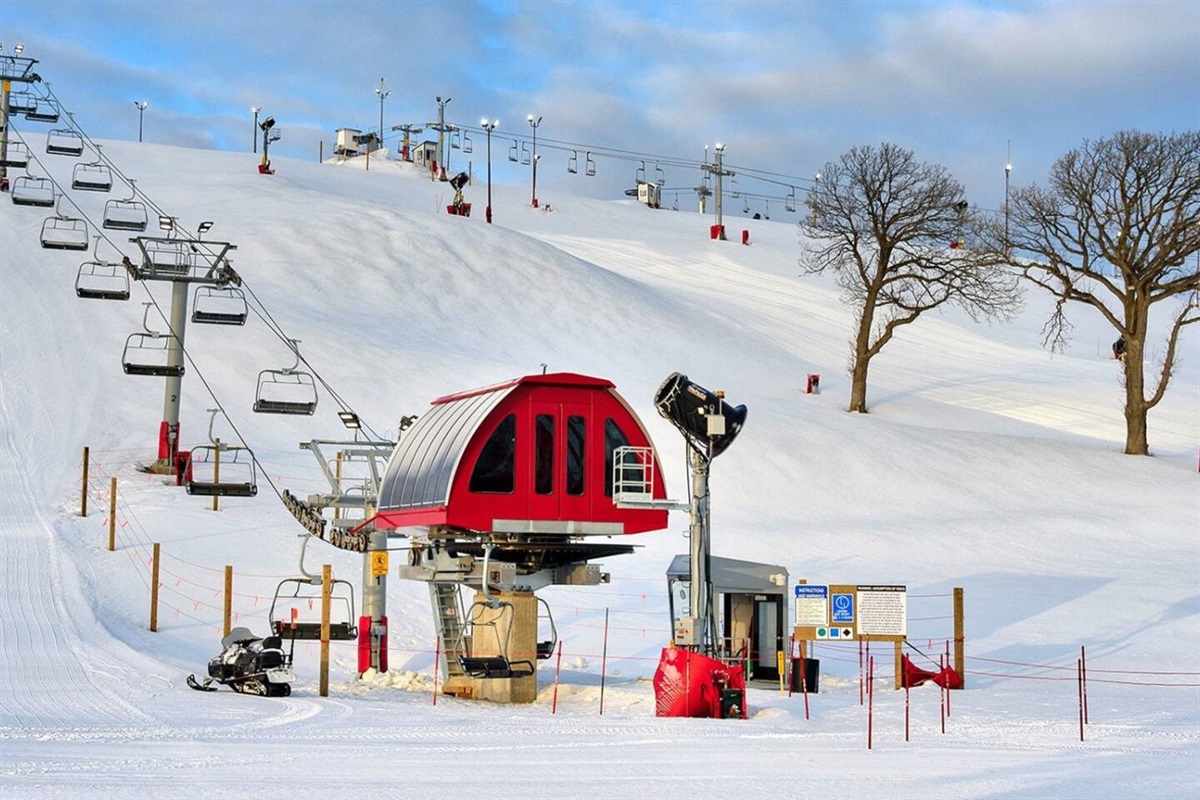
430, 582, 466, 680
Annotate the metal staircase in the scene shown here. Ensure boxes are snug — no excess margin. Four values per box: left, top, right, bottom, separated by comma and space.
430, 582, 466, 680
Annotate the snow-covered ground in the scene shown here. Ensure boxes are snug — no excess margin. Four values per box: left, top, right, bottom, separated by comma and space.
1, 136, 1197, 800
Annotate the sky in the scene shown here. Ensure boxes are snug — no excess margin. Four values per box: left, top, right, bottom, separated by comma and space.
3, 0, 1199, 217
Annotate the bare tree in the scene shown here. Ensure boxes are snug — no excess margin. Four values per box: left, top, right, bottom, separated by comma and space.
1003, 131, 1200, 455
799, 143, 1021, 413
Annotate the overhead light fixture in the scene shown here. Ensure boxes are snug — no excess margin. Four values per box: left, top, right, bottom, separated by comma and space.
15, 43, 25, 55
158, 215, 174, 231
338, 410, 361, 430
197, 221, 214, 236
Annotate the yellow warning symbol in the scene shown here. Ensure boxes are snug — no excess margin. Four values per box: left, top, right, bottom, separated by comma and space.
371, 550, 389, 577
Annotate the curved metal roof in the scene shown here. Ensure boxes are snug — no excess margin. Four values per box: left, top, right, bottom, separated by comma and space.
377, 383, 516, 512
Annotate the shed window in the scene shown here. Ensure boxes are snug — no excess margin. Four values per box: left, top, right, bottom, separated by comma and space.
535, 414, 554, 495
567, 415, 586, 495
470, 414, 516, 494
604, 418, 632, 497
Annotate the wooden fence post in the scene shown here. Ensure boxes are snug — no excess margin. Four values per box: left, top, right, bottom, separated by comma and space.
81, 447, 90, 517
223, 565, 233, 637
108, 477, 117, 551
150, 543, 160, 632
320, 564, 331, 697
953, 587, 965, 688
893, 639, 903, 690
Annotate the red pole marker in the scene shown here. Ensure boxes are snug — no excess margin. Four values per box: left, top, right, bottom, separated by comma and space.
552, 641, 564, 715
1077, 658, 1085, 742
940, 655, 946, 734
1081, 645, 1089, 724
867, 656, 875, 750
905, 682, 910, 742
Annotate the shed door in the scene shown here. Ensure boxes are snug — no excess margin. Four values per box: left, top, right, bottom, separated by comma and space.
529, 401, 590, 522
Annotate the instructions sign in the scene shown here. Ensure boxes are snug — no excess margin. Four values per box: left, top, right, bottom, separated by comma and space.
856, 585, 907, 636
794, 584, 829, 626
371, 550, 389, 577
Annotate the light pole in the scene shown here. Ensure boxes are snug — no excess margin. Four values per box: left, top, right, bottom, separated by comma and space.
481, 118, 498, 224
251, 107, 260, 153
374, 79, 390, 153
527, 114, 542, 207
134, 101, 148, 143
1004, 154, 1012, 254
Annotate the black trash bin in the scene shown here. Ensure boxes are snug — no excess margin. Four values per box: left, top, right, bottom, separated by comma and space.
789, 657, 820, 693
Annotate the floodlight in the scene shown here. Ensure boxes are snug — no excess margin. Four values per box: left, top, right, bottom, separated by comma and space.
15, 44, 25, 55
653, 372, 746, 459
197, 221, 214, 236
158, 215, 175, 231
337, 410, 361, 430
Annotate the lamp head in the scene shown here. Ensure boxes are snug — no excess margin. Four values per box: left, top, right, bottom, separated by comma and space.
653, 372, 746, 460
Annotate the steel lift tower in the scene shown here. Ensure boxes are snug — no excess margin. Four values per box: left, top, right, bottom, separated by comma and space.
126, 225, 239, 474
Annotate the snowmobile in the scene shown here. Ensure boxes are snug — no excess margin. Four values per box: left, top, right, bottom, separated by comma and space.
187, 626, 294, 696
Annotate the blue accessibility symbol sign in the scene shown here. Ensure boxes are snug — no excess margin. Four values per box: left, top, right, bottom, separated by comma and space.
831, 593, 854, 623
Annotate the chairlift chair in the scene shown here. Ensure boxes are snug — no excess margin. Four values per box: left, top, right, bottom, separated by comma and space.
10, 175, 54, 207
7, 90, 35, 115
508, 140, 519, 163
0, 141, 30, 169
450, 129, 461, 150
585, 151, 596, 177
46, 128, 84, 157
186, 444, 258, 497
24, 98, 60, 124
103, 180, 148, 232
72, 161, 113, 193
185, 443, 258, 497
191, 285, 248, 325
122, 303, 183, 376
520, 142, 531, 165
455, 599, 536, 679
122, 332, 182, 376
535, 596, 558, 660
568, 150, 578, 175
636, 161, 646, 184
462, 133, 473, 154
183, 407, 258, 497
254, 340, 318, 415
269, 576, 358, 641
655, 162, 666, 186
40, 197, 90, 251
75, 236, 129, 300
785, 187, 797, 214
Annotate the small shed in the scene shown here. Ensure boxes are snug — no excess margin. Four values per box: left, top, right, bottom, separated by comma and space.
375, 372, 669, 536
412, 141, 438, 168
667, 554, 789, 683
335, 127, 361, 156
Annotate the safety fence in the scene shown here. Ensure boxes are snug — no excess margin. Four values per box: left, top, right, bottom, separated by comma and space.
80, 447, 1199, 742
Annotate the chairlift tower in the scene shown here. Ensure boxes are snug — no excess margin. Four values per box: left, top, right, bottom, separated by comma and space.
426, 96, 452, 177
127, 223, 239, 474
391, 123, 423, 162
0, 46, 41, 191
700, 144, 734, 240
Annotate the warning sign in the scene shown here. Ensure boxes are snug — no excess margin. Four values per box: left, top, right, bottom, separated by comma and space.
371, 550, 389, 577
856, 585, 907, 637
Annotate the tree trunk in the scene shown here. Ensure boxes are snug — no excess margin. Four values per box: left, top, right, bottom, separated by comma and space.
849, 307, 874, 413
1123, 334, 1150, 455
